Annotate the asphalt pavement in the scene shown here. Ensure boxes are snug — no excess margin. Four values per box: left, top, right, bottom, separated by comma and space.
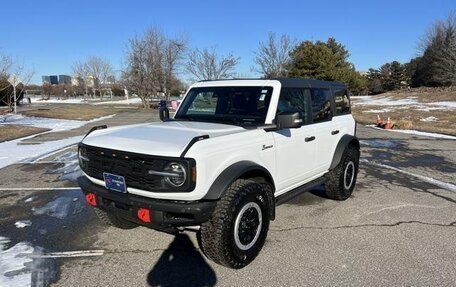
0, 113, 455, 287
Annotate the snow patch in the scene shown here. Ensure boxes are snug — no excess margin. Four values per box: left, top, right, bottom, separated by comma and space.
24, 197, 34, 203
32, 197, 74, 219
429, 101, 456, 108
0, 240, 34, 287
0, 135, 83, 169
362, 108, 394, 113
366, 125, 456, 140
361, 159, 456, 192
0, 113, 114, 169
93, 97, 143, 105
30, 96, 86, 104
420, 116, 438, 122
360, 139, 400, 148
52, 151, 81, 181
14, 220, 32, 229
0, 238, 58, 287
388, 129, 456, 139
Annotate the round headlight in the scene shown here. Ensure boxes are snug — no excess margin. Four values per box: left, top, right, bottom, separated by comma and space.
164, 162, 187, 187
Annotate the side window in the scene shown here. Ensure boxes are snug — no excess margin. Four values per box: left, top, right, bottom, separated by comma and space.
334, 88, 351, 115
276, 88, 309, 123
310, 89, 332, 123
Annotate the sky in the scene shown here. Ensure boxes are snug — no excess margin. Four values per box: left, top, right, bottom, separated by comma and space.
2, 0, 455, 84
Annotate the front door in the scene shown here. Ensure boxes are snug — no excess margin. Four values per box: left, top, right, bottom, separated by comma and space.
272, 88, 318, 195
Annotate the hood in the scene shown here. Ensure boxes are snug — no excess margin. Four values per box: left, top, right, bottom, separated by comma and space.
82, 121, 245, 157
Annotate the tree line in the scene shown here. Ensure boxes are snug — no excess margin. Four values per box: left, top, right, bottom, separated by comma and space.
366, 13, 456, 94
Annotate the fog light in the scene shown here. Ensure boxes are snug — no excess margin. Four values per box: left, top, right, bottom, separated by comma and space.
85, 193, 97, 206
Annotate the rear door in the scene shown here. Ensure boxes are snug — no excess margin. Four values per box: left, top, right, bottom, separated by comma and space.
332, 87, 356, 137
310, 88, 338, 173
272, 88, 318, 194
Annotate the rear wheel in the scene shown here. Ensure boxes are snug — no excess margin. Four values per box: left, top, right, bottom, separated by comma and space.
198, 179, 271, 269
326, 145, 359, 200
93, 208, 138, 229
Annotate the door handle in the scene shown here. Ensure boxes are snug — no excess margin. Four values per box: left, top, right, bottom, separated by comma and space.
331, 130, 340, 135
305, 136, 316, 142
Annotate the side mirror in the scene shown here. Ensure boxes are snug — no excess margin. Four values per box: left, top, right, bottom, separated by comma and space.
275, 112, 303, 129
159, 106, 170, 121
159, 100, 170, 121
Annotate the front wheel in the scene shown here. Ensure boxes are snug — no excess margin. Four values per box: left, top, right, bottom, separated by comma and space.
198, 179, 271, 269
325, 145, 360, 200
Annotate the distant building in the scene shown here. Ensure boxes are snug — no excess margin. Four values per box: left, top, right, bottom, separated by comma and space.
49, 75, 59, 85
58, 75, 72, 85
42, 76, 51, 84
71, 76, 83, 86
42, 74, 73, 85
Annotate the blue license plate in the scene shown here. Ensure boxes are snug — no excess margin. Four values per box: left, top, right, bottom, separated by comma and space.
103, 172, 127, 193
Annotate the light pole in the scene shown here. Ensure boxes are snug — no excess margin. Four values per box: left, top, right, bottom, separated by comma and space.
7, 74, 21, 114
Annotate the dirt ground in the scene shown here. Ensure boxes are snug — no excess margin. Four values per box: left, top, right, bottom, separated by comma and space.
0, 125, 50, 142
351, 87, 456, 136
21, 105, 117, 121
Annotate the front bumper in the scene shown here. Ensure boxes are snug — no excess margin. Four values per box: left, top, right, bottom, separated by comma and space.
78, 176, 216, 233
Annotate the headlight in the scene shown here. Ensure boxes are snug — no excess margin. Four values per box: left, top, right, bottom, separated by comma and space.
163, 162, 187, 187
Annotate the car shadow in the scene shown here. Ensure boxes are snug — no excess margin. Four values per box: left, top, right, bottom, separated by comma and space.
147, 233, 217, 287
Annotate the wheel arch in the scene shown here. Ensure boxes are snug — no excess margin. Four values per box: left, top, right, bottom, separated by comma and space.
203, 161, 276, 219
329, 134, 360, 170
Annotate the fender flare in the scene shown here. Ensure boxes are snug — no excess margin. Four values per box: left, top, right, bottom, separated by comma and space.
329, 134, 360, 170
202, 161, 276, 219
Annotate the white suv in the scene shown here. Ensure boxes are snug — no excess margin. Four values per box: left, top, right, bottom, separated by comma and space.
78, 78, 359, 268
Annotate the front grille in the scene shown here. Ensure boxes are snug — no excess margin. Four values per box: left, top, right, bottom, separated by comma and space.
79, 144, 194, 192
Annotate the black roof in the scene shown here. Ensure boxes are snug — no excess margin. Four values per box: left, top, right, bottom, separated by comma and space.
198, 77, 346, 89
274, 78, 346, 89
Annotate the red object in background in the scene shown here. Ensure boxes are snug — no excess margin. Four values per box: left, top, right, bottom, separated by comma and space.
85, 193, 97, 206
376, 114, 382, 126
137, 208, 151, 223
385, 117, 393, 129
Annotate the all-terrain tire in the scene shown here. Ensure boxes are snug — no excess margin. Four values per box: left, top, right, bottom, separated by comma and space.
197, 179, 271, 269
325, 145, 360, 200
94, 208, 138, 229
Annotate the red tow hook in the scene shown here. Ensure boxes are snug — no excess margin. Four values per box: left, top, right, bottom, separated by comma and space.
137, 208, 151, 223
85, 193, 97, 207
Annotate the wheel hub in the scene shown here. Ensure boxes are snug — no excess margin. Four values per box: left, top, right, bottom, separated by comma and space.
234, 202, 262, 250
344, 161, 355, 190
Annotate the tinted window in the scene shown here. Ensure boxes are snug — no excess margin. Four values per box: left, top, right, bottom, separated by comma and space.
334, 88, 350, 115
276, 88, 309, 123
175, 86, 273, 126
310, 89, 332, 123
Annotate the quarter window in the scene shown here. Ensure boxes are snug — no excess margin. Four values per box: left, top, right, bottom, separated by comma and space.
310, 89, 332, 123
334, 88, 350, 115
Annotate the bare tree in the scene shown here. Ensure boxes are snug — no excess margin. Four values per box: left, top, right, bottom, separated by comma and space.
122, 26, 187, 108
72, 56, 114, 96
185, 47, 240, 81
163, 38, 187, 96
252, 32, 296, 78
419, 13, 456, 86
0, 54, 34, 110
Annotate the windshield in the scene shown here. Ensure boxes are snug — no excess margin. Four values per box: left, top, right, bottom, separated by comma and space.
174, 86, 273, 126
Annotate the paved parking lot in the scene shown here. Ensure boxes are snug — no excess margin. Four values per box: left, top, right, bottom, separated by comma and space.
0, 114, 455, 286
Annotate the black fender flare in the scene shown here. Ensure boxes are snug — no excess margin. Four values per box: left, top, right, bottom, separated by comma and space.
202, 161, 276, 220
329, 134, 360, 170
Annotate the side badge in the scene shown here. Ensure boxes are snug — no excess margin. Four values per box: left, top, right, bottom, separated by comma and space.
262, 144, 273, 151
